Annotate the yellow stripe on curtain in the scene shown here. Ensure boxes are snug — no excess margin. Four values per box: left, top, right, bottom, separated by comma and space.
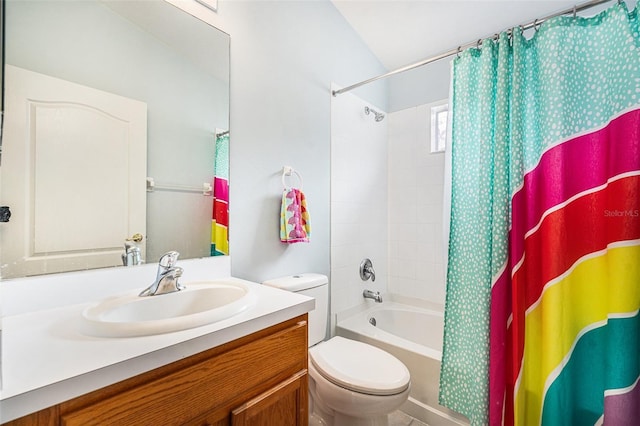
516, 242, 640, 426
211, 223, 228, 256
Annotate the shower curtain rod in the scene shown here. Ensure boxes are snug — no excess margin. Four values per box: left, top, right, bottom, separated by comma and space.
332, 0, 613, 97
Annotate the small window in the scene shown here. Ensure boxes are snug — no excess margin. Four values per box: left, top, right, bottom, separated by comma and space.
430, 102, 448, 153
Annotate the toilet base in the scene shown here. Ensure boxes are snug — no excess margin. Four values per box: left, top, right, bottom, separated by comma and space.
309, 376, 395, 426
309, 412, 329, 426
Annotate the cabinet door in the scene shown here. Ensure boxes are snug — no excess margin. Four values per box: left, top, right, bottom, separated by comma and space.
231, 371, 308, 426
58, 319, 307, 426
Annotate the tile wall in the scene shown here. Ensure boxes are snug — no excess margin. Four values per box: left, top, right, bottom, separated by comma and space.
330, 87, 389, 320
330, 94, 448, 323
387, 104, 447, 306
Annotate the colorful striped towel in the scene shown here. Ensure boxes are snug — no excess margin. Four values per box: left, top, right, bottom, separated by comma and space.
211, 132, 229, 256
280, 188, 311, 243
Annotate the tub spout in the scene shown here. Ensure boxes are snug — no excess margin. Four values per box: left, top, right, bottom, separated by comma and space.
363, 289, 383, 303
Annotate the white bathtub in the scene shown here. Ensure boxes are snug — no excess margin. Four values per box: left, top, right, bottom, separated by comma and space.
336, 301, 469, 426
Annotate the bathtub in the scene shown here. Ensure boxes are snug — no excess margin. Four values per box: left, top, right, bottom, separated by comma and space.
336, 300, 469, 426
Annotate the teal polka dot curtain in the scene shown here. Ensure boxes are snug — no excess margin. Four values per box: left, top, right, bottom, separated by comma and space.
439, 3, 640, 425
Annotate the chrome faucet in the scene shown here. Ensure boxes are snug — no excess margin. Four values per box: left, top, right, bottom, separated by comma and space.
363, 289, 383, 303
121, 241, 143, 266
139, 251, 184, 297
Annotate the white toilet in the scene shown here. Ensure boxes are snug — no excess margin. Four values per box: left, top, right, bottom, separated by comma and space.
263, 274, 410, 426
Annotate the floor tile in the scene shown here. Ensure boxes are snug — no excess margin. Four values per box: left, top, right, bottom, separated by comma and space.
409, 418, 429, 426
389, 410, 415, 426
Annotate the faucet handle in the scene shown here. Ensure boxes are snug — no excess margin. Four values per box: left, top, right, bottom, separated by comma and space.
359, 258, 376, 282
158, 251, 180, 268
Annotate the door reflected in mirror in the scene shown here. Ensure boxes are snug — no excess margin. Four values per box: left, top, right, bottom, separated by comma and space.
0, 0, 230, 279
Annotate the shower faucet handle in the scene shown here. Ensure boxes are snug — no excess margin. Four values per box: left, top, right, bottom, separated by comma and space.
360, 258, 376, 282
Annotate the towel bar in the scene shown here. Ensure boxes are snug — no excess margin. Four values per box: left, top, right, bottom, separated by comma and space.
146, 177, 213, 196
282, 166, 304, 190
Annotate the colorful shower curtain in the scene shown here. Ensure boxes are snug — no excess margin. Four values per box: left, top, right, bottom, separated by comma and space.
440, 3, 640, 425
211, 132, 229, 256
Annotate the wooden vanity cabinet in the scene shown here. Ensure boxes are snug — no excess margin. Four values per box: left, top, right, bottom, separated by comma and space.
5, 315, 309, 426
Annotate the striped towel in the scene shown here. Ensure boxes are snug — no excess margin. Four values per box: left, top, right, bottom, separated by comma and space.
280, 188, 311, 243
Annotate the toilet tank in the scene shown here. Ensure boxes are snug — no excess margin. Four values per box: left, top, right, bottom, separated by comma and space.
262, 273, 328, 346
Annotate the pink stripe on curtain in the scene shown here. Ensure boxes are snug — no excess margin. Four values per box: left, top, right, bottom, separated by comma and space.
510, 109, 640, 267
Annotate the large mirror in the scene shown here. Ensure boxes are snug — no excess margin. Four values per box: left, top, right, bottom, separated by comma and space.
0, 0, 230, 279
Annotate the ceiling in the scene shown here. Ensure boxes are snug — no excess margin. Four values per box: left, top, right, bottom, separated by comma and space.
331, 0, 612, 71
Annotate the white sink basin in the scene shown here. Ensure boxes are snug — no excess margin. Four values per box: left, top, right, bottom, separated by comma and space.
81, 280, 257, 337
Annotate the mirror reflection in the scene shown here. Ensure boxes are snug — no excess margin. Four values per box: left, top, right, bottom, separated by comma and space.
0, 0, 230, 279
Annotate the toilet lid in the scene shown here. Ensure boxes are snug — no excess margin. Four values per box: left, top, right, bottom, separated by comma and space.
309, 336, 410, 396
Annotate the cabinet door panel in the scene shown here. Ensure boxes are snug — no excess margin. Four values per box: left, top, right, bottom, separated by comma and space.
231, 371, 308, 426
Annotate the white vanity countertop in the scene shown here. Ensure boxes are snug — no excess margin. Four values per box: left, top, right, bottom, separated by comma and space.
0, 258, 315, 423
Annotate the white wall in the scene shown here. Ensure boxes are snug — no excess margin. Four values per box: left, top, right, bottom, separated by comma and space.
208, 0, 388, 283
387, 104, 447, 306
330, 87, 388, 319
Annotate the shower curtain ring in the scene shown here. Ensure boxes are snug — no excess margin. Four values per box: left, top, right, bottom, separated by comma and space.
456, 46, 461, 58
573, 5, 577, 18
477, 39, 482, 49
533, 18, 540, 32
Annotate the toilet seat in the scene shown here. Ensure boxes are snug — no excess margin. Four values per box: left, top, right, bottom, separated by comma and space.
309, 336, 410, 396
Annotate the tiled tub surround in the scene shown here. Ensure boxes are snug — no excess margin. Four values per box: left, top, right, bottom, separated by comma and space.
0, 257, 314, 422
330, 85, 389, 323
388, 104, 447, 306
330, 100, 448, 319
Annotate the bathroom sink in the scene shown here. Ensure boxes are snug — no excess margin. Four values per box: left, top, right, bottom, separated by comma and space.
81, 280, 257, 337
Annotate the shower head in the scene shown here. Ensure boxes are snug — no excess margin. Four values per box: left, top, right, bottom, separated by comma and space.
364, 106, 385, 122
